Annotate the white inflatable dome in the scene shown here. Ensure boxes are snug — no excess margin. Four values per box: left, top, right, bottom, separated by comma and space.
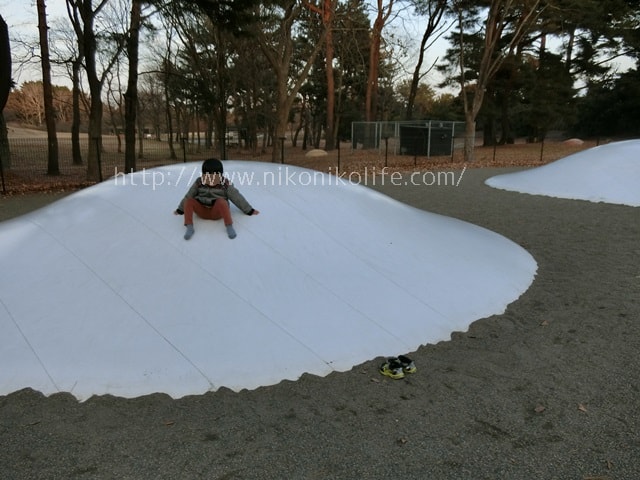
0, 161, 537, 401
486, 140, 640, 207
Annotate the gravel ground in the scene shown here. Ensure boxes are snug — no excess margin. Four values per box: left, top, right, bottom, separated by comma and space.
1, 167, 639, 480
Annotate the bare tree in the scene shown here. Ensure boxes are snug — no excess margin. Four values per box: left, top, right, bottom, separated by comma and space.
137, 77, 165, 140
164, 8, 226, 155
52, 86, 74, 124
405, 0, 449, 120
306, 0, 337, 150
365, 0, 394, 121
66, 0, 127, 181
253, 0, 327, 162
11, 81, 46, 125
105, 67, 125, 152
150, 9, 180, 159
124, 0, 141, 172
55, 18, 86, 165
48, 15, 86, 165
37, 0, 60, 175
455, 0, 541, 162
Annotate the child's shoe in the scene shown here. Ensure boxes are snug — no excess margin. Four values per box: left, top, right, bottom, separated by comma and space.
184, 224, 195, 240
398, 355, 417, 374
379, 357, 405, 379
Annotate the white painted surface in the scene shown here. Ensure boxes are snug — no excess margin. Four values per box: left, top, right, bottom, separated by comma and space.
486, 140, 640, 207
0, 162, 537, 401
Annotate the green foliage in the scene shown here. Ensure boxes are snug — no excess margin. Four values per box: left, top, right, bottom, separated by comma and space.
181, 0, 260, 34
434, 0, 640, 142
571, 68, 640, 138
523, 52, 576, 138
396, 80, 437, 119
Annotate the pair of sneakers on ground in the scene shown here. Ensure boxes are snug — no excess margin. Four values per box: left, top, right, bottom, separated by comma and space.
379, 355, 416, 379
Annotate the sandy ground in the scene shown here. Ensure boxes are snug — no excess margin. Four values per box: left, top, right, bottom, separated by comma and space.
1, 167, 639, 479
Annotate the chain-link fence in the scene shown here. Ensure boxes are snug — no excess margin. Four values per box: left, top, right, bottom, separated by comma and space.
0, 135, 222, 194
0, 128, 597, 195
351, 121, 466, 158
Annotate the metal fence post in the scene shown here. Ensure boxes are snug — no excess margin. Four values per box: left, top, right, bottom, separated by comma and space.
95, 137, 103, 182
383, 136, 389, 168
279, 137, 285, 164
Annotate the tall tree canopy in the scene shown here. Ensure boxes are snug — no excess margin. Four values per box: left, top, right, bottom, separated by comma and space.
4, 0, 639, 178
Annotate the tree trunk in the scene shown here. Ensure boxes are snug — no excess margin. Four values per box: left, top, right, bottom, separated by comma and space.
136, 113, 144, 159
306, 0, 336, 150
0, 16, 10, 111
405, 0, 447, 121
365, 0, 393, 122
365, 23, 382, 121
215, 29, 227, 160
0, 112, 8, 173
565, 26, 575, 71
271, 72, 288, 163
483, 117, 495, 146
124, 0, 141, 173
499, 92, 513, 144
463, 115, 475, 163
37, 0, 60, 176
458, 0, 540, 162
71, 59, 83, 165
324, 17, 335, 150
163, 65, 177, 160
69, 0, 126, 181
87, 99, 103, 182
78, 2, 103, 182
0, 16, 11, 171
255, 1, 327, 163
406, 38, 426, 121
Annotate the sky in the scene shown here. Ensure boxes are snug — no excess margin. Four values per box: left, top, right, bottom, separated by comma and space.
2, 0, 72, 86
2, 0, 68, 32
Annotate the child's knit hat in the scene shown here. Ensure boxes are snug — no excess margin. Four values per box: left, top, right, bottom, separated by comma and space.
202, 158, 223, 174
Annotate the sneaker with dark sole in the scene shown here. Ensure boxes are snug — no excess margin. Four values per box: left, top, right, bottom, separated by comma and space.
398, 355, 417, 374
379, 357, 405, 379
